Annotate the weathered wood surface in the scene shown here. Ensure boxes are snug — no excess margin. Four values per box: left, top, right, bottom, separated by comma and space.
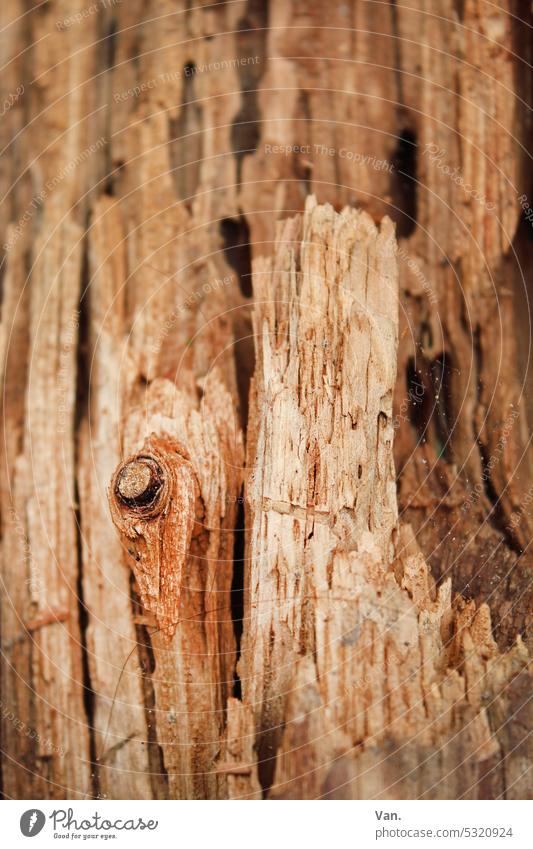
233, 198, 530, 799
240, 199, 399, 789
0, 0, 531, 800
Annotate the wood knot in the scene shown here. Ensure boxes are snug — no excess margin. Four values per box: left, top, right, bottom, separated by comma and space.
109, 434, 202, 640
115, 456, 163, 509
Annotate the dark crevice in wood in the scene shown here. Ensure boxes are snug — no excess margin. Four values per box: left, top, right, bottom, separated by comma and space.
234, 311, 255, 429
0, 252, 5, 314
219, 215, 253, 297
257, 711, 280, 797
104, 16, 118, 72
74, 239, 100, 800
519, 207, 533, 241
389, 0, 406, 111
231, 95, 262, 185
231, 495, 245, 699
297, 90, 312, 196
508, 202, 533, 437
406, 356, 427, 435
104, 161, 124, 198
75, 497, 100, 799
453, 0, 465, 22
510, 0, 533, 431
231, 0, 269, 184
168, 63, 203, 209
390, 129, 418, 238
405, 351, 455, 459
400, 478, 533, 650
430, 351, 455, 460
131, 587, 169, 800
478, 436, 523, 556
472, 327, 522, 555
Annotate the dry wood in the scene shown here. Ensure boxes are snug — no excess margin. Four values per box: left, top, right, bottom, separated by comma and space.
0, 0, 531, 802
233, 197, 530, 799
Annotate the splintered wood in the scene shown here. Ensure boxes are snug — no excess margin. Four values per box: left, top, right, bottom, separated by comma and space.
230, 197, 530, 799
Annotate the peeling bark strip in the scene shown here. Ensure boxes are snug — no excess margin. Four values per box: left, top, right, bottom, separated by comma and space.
232, 198, 531, 800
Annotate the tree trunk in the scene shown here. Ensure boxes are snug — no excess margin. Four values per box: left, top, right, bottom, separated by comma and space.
0, 0, 531, 801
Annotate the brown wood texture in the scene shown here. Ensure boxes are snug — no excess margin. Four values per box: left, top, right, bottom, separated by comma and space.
0, 0, 531, 800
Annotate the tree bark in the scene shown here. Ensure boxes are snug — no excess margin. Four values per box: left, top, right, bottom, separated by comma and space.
0, 0, 531, 800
